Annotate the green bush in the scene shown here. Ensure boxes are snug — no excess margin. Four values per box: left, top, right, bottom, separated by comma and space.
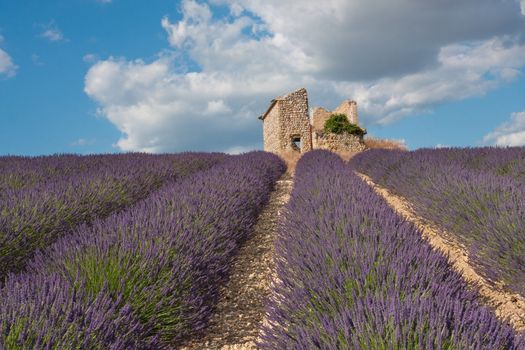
324, 114, 364, 135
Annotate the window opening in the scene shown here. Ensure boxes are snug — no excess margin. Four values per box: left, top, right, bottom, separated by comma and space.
292, 136, 302, 150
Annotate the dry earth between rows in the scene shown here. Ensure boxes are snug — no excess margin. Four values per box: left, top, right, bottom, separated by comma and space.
357, 172, 525, 332
179, 173, 293, 349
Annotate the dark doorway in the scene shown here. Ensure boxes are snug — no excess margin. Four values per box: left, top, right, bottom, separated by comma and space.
291, 136, 302, 150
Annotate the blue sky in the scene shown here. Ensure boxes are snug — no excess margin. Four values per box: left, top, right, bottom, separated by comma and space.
1, 0, 525, 155
0, 0, 183, 155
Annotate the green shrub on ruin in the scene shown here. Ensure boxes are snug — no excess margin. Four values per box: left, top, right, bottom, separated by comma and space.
324, 113, 364, 136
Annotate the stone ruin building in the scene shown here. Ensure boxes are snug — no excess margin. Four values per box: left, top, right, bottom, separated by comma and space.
258, 88, 366, 156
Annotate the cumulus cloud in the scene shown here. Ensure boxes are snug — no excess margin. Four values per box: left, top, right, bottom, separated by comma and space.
213, 0, 525, 81
40, 21, 66, 42
84, 55, 298, 152
160, 1, 316, 75
86, 0, 310, 152
85, 0, 525, 152
335, 36, 525, 123
0, 47, 17, 78
205, 100, 232, 114
484, 111, 525, 146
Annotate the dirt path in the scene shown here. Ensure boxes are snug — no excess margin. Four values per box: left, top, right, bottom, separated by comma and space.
180, 173, 293, 350
357, 172, 525, 332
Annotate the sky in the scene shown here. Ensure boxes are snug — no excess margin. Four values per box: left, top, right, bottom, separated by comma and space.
1, 0, 525, 155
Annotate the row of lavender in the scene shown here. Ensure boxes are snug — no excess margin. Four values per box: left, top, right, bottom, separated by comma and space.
0, 153, 225, 281
351, 147, 525, 297
1, 151, 285, 349
0, 153, 215, 195
0, 154, 137, 193
0, 153, 225, 200
260, 150, 522, 349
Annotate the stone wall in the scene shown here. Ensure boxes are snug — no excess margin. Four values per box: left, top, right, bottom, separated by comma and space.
276, 88, 312, 153
312, 107, 331, 132
313, 131, 366, 153
333, 100, 358, 125
262, 102, 281, 154
312, 100, 359, 133
262, 88, 364, 156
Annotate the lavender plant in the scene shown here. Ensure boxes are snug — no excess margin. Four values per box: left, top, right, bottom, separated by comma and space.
352, 147, 525, 296
0, 273, 155, 349
0, 153, 182, 194
0, 151, 285, 349
0, 153, 225, 280
259, 150, 522, 349
0, 154, 102, 193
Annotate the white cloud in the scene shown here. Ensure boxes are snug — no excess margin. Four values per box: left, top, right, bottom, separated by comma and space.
83, 54, 98, 63
335, 37, 525, 124
224, 144, 258, 154
85, 0, 525, 153
213, 0, 525, 81
0, 48, 17, 78
0, 35, 17, 77
160, 1, 315, 75
205, 99, 232, 114
484, 111, 525, 146
40, 22, 65, 42
521, 0, 525, 15
84, 55, 297, 152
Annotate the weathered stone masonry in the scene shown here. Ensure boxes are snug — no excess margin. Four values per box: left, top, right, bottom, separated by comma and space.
259, 88, 312, 154
259, 88, 365, 156
312, 131, 366, 153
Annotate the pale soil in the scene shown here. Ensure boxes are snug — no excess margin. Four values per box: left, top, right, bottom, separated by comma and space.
179, 173, 293, 350
357, 172, 525, 332
278, 151, 301, 174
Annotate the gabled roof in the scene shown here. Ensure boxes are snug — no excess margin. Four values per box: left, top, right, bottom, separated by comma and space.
258, 88, 307, 121
258, 99, 277, 120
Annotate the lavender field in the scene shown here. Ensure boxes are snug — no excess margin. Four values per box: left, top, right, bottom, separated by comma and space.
352, 148, 525, 298
0, 153, 226, 281
0, 152, 285, 348
260, 150, 523, 349
1, 149, 524, 349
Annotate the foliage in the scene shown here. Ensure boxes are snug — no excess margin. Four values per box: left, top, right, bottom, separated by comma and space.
0, 153, 226, 281
0, 151, 285, 349
259, 150, 522, 349
0, 274, 152, 349
351, 147, 525, 297
324, 113, 364, 135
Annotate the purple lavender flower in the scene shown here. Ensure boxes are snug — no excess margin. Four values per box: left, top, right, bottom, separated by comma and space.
259, 150, 523, 349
